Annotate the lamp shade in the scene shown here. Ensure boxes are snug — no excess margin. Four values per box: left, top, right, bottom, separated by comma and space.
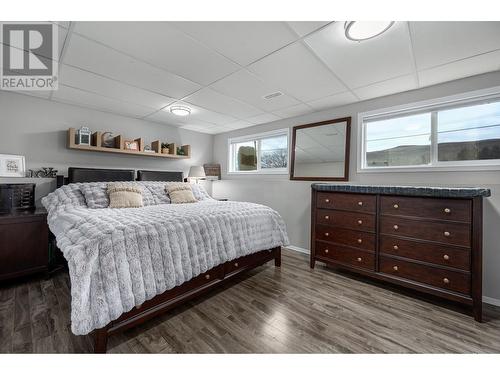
188, 166, 206, 178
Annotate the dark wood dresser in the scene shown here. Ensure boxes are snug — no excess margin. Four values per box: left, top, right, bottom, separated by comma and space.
0, 208, 49, 281
310, 184, 491, 322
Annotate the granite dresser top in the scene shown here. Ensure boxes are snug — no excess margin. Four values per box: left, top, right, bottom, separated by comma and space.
311, 183, 491, 198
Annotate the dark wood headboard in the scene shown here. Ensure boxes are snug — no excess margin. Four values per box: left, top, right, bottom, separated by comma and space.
67, 167, 135, 183
136, 170, 183, 182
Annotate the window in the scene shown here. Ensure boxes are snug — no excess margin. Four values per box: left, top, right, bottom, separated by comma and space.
360, 92, 500, 171
228, 129, 289, 174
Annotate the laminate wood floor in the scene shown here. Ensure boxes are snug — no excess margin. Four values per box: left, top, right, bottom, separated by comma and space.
1, 249, 500, 353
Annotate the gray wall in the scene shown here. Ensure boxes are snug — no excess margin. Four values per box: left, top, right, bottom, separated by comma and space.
212, 71, 500, 303
0, 91, 214, 202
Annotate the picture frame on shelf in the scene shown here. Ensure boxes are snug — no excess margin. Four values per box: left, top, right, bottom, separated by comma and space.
124, 140, 139, 151
0, 154, 26, 177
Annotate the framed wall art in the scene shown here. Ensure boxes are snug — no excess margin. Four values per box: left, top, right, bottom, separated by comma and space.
0, 154, 26, 177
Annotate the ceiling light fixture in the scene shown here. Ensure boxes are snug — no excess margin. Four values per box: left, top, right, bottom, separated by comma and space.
344, 21, 395, 42
170, 106, 191, 116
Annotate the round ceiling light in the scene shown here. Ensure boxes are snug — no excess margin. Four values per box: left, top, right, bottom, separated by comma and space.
344, 21, 395, 42
170, 105, 191, 116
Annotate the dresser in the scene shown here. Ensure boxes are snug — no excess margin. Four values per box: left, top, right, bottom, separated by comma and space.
0, 208, 49, 281
310, 184, 491, 322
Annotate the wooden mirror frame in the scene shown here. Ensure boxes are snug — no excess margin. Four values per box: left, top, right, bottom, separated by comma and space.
290, 117, 351, 181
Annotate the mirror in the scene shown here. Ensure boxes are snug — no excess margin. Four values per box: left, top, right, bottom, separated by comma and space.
290, 117, 351, 181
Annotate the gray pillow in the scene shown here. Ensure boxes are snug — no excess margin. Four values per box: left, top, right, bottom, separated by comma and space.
80, 182, 155, 208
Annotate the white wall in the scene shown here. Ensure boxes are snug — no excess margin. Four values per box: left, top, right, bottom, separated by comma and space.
0, 92, 214, 201
212, 71, 500, 302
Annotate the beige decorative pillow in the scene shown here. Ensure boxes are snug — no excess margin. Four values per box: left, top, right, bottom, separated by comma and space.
107, 182, 144, 208
165, 182, 197, 204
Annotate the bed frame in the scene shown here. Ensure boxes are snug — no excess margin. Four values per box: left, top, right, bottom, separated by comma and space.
61, 167, 281, 353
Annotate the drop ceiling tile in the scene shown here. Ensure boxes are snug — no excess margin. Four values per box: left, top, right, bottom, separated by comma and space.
286, 21, 330, 37
184, 87, 263, 119
305, 22, 414, 89
246, 113, 282, 125
17, 91, 52, 100
180, 124, 219, 133
223, 120, 254, 130
272, 103, 314, 118
73, 22, 239, 85
172, 22, 298, 66
353, 74, 417, 101
249, 42, 346, 102
52, 85, 156, 118
145, 102, 236, 127
60, 65, 176, 110
63, 34, 200, 99
418, 49, 500, 87
307, 91, 358, 110
411, 21, 500, 70
210, 69, 301, 111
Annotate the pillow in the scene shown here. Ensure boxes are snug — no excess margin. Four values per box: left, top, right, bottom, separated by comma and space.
107, 182, 143, 208
165, 182, 197, 204
191, 183, 214, 201
81, 182, 155, 208
141, 182, 171, 205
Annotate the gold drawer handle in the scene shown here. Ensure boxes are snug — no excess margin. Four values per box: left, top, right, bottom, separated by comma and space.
356, 257, 362, 262
393, 225, 399, 230
393, 245, 399, 250
325, 232, 330, 237
444, 231, 450, 237
357, 238, 362, 244
393, 204, 399, 209
324, 215, 329, 220
443, 254, 449, 261
357, 220, 363, 225
324, 249, 329, 254
358, 201, 363, 206
234, 262, 239, 267
444, 208, 451, 213
443, 278, 450, 284
393, 265, 399, 271
325, 198, 330, 203
205, 274, 211, 280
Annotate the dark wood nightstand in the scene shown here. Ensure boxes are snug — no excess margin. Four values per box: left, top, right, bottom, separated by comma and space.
0, 208, 49, 281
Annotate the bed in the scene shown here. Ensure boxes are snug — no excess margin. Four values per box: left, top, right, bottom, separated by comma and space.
43, 167, 288, 353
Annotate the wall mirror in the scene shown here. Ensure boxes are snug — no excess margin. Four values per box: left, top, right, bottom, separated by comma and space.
290, 117, 351, 181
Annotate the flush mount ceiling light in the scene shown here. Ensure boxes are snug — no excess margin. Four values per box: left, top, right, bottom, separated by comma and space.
170, 106, 191, 116
344, 21, 395, 42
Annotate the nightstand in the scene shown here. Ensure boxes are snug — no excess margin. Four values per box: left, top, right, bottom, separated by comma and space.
0, 208, 49, 281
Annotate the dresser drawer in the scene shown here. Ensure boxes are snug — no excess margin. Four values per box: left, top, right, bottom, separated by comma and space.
380, 216, 471, 247
316, 209, 375, 232
380, 196, 471, 222
316, 224, 375, 251
316, 241, 375, 271
379, 256, 471, 295
380, 235, 470, 271
316, 192, 376, 213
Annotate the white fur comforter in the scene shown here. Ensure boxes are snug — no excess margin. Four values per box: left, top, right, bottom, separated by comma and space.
42, 184, 289, 335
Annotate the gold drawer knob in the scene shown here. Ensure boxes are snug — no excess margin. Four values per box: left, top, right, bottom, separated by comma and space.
393, 265, 399, 271
357, 220, 363, 225
444, 231, 450, 237
324, 215, 329, 220
444, 208, 451, 213
393, 245, 399, 250
324, 249, 329, 254
325, 232, 330, 237
205, 274, 211, 280
325, 198, 330, 203
357, 238, 362, 244
356, 257, 362, 262
443, 254, 449, 261
393, 224, 399, 230
234, 262, 239, 267
358, 201, 363, 206
393, 204, 399, 209
443, 278, 450, 284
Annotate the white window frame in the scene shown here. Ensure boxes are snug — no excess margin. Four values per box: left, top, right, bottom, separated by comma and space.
358, 86, 500, 173
227, 128, 290, 175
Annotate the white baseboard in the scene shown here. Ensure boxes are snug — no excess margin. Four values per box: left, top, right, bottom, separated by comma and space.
285, 246, 500, 307
285, 245, 309, 254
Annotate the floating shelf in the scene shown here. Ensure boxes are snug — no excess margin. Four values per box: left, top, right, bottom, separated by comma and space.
67, 128, 191, 159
